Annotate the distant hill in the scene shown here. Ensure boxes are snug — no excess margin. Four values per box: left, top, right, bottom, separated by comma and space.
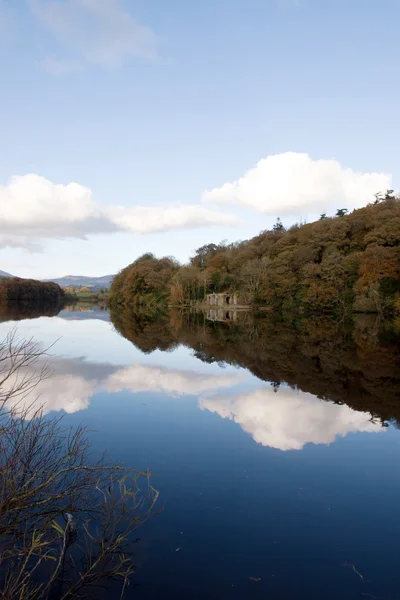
0, 270, 15, 278
42, 274, 115, 289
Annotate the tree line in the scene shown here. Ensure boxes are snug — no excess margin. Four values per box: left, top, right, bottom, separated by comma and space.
109, 192, 400, 315
0, 277, 67, 310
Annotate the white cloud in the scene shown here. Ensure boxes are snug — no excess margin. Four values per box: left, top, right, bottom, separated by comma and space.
106, 204, 241, 234
203, 152, 391, 216
200, 386, 383, 451
0, 174, 241, 251
2, 175, 100, 226
29, 0, 157, 70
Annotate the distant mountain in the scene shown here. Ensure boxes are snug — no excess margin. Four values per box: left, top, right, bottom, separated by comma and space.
42, 274, 115, 288
0, 270, 15, 278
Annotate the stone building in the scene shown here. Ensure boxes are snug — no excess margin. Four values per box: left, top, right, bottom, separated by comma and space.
205, 293, 238, 307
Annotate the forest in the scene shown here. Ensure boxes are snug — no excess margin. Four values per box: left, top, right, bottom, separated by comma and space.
109, 193, 400, 315
0, 277, 67, 311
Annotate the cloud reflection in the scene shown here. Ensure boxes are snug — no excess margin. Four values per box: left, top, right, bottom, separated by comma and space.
1, 357, 112, 418
4, 356, 242, 418
4, 350, 384, 452
106, 364, 242, 396
199, 387, 383, 450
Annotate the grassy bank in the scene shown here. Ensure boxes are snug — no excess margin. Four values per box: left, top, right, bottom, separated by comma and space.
69, 290, 109, 303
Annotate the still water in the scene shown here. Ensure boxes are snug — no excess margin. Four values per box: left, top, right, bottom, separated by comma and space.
1, 305, 400, 599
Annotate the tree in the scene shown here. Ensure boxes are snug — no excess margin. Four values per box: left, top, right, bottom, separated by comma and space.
109, 255, 179, 306
0, 330, 159, 599
134, 252, 156, 263
335, 208, 348, 217
190, 243, 220, 270
239, 258, 269, 304
319, 213, 328, 220
273, 217, 284, 232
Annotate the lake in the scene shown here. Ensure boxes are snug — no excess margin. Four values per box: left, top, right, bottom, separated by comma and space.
1, 305, 400, 600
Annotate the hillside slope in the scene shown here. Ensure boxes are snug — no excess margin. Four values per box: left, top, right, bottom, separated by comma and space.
43, 274, 114, 288
110, 194, 400, 314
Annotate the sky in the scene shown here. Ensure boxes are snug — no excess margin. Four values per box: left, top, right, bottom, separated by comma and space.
0, 0, 399, 279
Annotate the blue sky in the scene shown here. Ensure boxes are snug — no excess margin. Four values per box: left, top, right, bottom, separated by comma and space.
0, 0, 399, 279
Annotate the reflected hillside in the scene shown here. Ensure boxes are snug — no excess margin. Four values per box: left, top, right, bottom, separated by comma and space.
110, 307, 400, 425
0, 305, 393, 450
0, 303, 111, 323
0, 305, 62, 322
110, 306, 178, 353
1, 319, 384, 451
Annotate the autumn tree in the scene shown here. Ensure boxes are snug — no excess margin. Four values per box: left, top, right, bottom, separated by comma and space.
109, 255, 179, 306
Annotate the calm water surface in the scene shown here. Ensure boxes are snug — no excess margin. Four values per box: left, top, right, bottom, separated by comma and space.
1, 306, 400, 600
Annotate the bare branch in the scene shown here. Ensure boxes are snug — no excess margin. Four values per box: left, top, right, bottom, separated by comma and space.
0, 332, 159, 599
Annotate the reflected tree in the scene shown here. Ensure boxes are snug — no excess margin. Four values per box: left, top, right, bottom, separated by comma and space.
110, 306, 400, 427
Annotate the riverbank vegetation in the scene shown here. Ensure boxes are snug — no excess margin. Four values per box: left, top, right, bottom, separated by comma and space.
0, 330, 158, 599
110, 193, 400, 315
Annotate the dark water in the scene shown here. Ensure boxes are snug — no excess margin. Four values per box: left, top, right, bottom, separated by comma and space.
1, 305, 400, 600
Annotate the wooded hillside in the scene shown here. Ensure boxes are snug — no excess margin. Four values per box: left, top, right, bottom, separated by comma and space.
110, 193, 400, 314
0, 277, 66, 310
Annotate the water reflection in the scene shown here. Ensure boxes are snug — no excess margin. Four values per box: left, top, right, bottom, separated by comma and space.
59, 304, 110, 321
110, 307, 400, 425
4, 354, 243, 418
1, 305, 399, 600
106, 364, 243, 396
4, 346, 384, 450
200, 386, 383, 450
0, 306, 397, 449
1, 356, 112, 417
